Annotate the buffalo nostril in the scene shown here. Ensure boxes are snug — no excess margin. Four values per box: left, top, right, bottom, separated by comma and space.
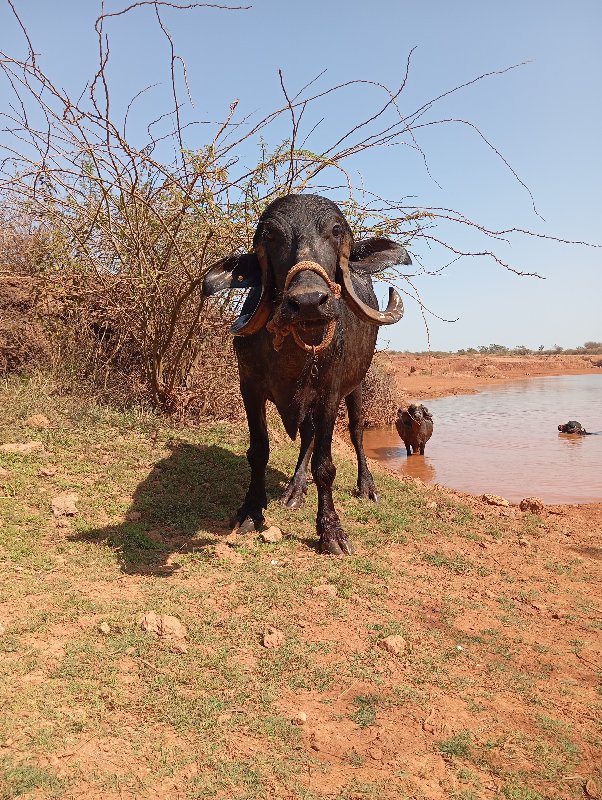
288, 296, 301, 312
317, 293, 328, 306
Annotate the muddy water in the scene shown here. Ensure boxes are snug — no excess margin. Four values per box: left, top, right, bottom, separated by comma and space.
363, 374, 602, 504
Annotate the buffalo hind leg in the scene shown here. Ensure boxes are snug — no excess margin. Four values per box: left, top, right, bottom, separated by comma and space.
231, 387, 268, 533
281, 414, 314, 509
345, 387, 378, 502
312, 404, 353, 556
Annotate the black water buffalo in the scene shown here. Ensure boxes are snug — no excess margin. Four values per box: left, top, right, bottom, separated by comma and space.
203, 194, 410, 555
395, 403, 433, 455
558, 420, 591, 435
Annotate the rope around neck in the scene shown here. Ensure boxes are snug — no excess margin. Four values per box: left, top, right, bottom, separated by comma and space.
266, 261, 341, 353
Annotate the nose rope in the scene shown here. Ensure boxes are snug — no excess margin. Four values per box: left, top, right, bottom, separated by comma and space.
266, 260, 341, 353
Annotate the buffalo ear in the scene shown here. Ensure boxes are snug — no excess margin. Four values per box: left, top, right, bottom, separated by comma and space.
350, 238, 411, 274
202, 253, 261, 297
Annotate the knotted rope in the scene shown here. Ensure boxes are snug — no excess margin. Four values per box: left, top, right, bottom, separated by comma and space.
266, 261, 341, 353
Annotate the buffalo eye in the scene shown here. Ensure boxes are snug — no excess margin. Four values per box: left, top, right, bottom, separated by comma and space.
331, 223, 343, 238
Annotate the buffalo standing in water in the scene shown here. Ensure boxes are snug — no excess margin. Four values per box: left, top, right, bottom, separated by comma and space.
203, 194, 410, 555
396, 403, 434, 456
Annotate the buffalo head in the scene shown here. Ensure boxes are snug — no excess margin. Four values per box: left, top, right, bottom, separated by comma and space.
203, 194, 410, 350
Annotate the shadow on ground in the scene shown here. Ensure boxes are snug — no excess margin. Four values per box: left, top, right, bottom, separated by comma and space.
71, 440, 289, 576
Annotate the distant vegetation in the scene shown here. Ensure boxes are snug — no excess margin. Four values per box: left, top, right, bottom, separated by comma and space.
394, 342, 602, 357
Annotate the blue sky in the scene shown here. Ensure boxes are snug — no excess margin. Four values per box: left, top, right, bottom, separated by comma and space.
2, 0, 601, 352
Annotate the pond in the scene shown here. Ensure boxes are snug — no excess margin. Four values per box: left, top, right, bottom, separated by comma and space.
363, 373, 602, 505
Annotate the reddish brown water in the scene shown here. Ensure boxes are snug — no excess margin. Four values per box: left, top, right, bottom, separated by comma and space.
363, 374, 602, 504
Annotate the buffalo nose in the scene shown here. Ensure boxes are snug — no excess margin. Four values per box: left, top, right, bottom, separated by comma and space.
287, 291, 329, 314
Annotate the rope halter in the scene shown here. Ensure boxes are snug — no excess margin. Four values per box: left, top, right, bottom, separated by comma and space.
266, 260, 341, 354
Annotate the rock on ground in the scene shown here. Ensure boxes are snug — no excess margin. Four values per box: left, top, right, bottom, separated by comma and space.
378, 634, 407, 656
482, 493, 510, 507
262, 625, 284, 649
519, 496, 545, 513
140, 611, 188, 648
260, 526, 283, 543
51, 492, 79, 517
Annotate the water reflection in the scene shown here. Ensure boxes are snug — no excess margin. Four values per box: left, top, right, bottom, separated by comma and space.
363, 429, 436, 483
558, 433, 586, 446
364, 374, 602, 504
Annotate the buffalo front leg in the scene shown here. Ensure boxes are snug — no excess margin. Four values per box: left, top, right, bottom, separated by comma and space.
345, 387, 378, 502
312, 404, 353, 556
281, 414, 314, 509
232, 387, 268, 533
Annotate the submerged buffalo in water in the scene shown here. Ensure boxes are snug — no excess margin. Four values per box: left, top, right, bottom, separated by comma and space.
396, 403, 433, 456
203, 194, 410, 555
558, 420, 591, 435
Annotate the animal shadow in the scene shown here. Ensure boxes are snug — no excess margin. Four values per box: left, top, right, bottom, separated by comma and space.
71, 441, 288, 576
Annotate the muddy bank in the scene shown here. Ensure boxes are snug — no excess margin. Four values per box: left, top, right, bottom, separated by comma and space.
377, 352, 601, 403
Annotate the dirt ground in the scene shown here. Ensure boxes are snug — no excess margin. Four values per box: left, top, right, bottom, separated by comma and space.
0, 372, 601, 800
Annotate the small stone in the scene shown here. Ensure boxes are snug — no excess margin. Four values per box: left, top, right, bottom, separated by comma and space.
0, 441, 44, 455
531, 601, 547, 613
520, 496, 545, 513
0, 621, 5, 636
311, 583, 338, 597
25, 414, 50, 429
551, 609, 566, 620
518, 537, 529, 547
171, 640, 188, 654
51, 492, 78, 517
39, 466, 57, 477
98, 621, 111, 635
378, 634, 406, 656
214, 543, 244, 564
482, 494, 509, 507
262, 625, 284, 649
292, 711, 307, 725
140, 611, 187, 643
0, 466, 8, 478
368, 747, 383, 761
426, 501, 437, 510
260, 526, 283, 543
126, 511, 142, 521
585, 778, 599, 799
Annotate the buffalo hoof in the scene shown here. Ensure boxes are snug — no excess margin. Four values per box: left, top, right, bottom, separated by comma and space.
318, 535, 354, 556
230, 510, 264, 534
355, 482, 378, 503
281, 482, 307, 510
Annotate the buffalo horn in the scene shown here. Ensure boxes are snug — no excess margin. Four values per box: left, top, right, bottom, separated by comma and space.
230, 242, 273, 336
339, 237, 404, 325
